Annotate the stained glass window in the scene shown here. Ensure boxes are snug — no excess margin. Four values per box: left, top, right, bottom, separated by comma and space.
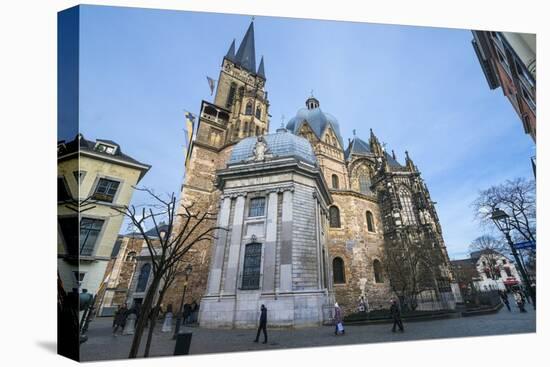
398, 186, 416, 225
329, 206, 341, 228
241, 243, 262, 290
136, 263, 151, 292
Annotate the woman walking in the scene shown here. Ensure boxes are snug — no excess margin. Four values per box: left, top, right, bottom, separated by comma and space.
112, 303, 128, 336
334, 303, 345, 335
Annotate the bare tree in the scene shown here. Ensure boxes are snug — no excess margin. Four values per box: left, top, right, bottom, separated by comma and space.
382, 232, 441, 310
469, 235, 506, 280
473, 178, 536, 244
113, 188, 225, 359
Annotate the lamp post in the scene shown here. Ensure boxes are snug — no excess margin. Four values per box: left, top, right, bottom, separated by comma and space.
490, 208, 535, 308
173, 264, 193, 339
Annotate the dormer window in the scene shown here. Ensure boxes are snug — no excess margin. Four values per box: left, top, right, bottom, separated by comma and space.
95, 143, 117, 155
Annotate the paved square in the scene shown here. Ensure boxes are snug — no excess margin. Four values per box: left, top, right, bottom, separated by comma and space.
81, 307, 535, 361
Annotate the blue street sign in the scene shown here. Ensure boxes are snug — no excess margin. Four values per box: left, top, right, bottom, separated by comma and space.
513, 240, 536, 250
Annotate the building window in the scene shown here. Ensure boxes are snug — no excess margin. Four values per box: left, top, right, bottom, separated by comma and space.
521, 85, 536, 112
329, 206, 341, 228
73, 271, 86, 283
226, 83, 237, 108
92, 178, 120, 203
255, 125, 260, 136
331, 174, 339, 189
125, 251, 137, 262
333, 257, 345, 284
136, 263, 151, 292
245, 101, 253, 115
373, 259, 384, 283
58, 177, 72, 202
255, 106, 262, 119
59, 216, 79, 256
241, 242, 262, 290
248, 197, 266, 217
80, 218, 104, 256
398, 186, 416, 225
504, 266, 512, 277
366, 211, 375, 232
359, 174, 370, 194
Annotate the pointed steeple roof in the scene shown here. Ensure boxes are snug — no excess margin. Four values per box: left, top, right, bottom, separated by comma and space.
257, 56, 265, 79
225, 39, 236, 61
235, 21, 256, 73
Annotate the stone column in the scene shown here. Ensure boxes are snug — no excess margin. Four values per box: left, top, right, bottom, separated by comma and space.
280, 189, 293, 292
206, 196, 232, 295
223, 194, 246, 293
262, 191, 278, 293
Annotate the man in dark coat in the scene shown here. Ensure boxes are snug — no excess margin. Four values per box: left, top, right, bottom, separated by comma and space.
112, 303, 128, 335
254, 304, 268, 344
500, 291, 511, 311
390, 299, 404, 332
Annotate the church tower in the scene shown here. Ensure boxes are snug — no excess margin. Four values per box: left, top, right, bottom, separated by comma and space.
213, 21, 269, 143
166, 22, 268, 307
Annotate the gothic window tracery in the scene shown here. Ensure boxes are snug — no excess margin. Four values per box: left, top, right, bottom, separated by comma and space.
359, 174, 371, 194
255, 105, 262, 119
398, 186, 417, 225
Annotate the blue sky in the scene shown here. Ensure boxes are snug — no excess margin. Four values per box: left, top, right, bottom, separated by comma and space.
66, 5, 535, 259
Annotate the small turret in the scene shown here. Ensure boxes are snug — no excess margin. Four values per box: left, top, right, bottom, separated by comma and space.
369, 128, 383, 156
405, 150, 417, 172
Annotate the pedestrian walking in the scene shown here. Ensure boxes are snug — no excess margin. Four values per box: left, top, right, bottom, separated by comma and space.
162, 304, 174, 332
500, 291, 511, 312
112, 303, 128, 336
390, 299, 404, 332
334, 302, 345, 335
253, 304, 268, 344
358, 296, 367, 313
514, 291, 527, 313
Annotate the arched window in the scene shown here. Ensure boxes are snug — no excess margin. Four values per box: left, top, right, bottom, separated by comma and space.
359, 174, 370, 194
255, 105, 262, 119
373, 259, 384, 283
125, 251, 137, 262
255, 125, 260, 136
241, 242, 262, 290
244, 121, 249, 135
366, 211, 375, 232
329, 206, 341, 228
245, 101, 253, 115
398, 186, 416, 225
226, 83, 237, 108
136, 263, 151, 292
331, 174, 339, 189
333, 257, 345, 284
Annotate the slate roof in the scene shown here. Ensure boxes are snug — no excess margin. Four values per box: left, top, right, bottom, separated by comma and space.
344, 136, 403, 168
229, 128, 317, 165
225, 22, 265, 78
58, 134, 151, 181
286, 107, 344, 148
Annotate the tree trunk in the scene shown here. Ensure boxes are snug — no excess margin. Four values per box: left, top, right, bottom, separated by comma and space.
143, 306, 160, 357
128, 276, 160, 358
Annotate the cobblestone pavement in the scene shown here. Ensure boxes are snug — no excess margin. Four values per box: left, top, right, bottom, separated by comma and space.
81, 307, 535, 362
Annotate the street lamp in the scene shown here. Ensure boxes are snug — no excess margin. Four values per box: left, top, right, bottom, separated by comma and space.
490, 208, 535, 308
173, 264, 193, 339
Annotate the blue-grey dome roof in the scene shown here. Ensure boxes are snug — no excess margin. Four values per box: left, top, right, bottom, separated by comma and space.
286, 106, 344, 148
229, 129, 317, 165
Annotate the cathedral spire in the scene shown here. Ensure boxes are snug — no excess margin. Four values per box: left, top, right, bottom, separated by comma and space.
235, 21, 256, 73
225, 39, 236, 61
257, 56, 266, 79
